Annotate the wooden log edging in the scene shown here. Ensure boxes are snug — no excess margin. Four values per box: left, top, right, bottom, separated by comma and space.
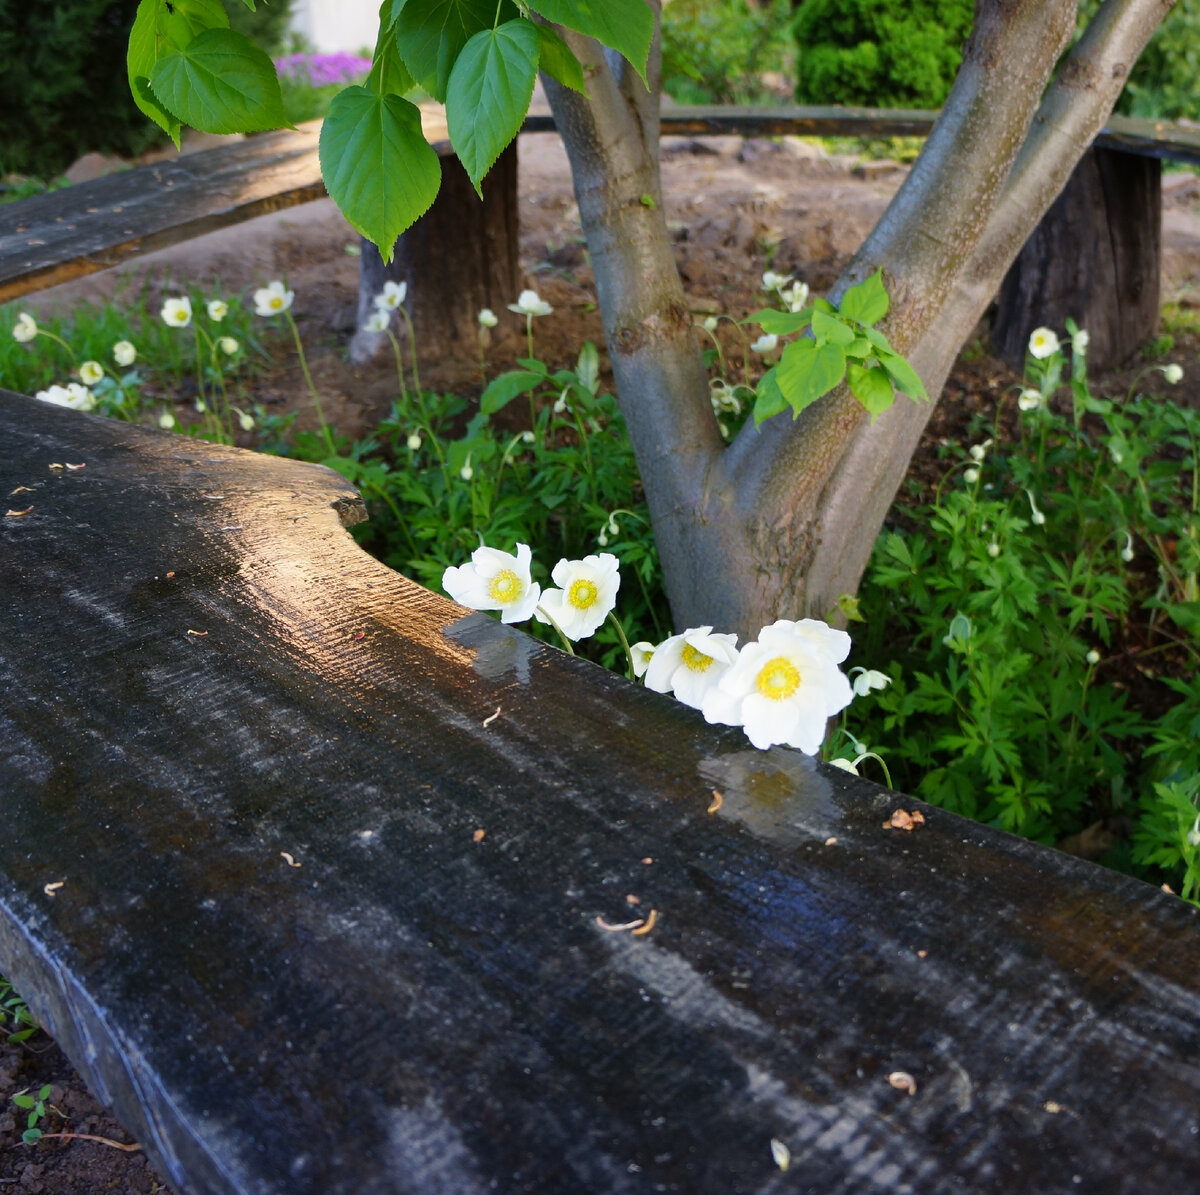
1, 391, 1198, 1194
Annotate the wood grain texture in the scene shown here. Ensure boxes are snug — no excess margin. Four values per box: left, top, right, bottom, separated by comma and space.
1, 391, 1198, 1195
994, 147, 1161, 370
4, 107, 1197, 303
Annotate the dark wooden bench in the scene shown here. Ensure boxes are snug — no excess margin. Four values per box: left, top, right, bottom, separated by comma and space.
5, 105, 1197, 369
2, 388, 1198, 1194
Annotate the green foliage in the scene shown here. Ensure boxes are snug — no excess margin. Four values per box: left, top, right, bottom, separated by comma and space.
749, 270, 928, 425
851, 337, 1200, 901
11, 1085, 53, 1146
792, 0, 974, 108
0, 975, 39, 1045
0, 0, 167, 179
285, 339, 671, 672
661, 0, 794, 105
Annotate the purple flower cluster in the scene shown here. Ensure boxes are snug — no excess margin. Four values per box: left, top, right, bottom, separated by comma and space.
274, 53, 373, 87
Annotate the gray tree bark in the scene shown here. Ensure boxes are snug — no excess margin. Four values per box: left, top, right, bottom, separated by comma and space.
545, 0, 1176, 637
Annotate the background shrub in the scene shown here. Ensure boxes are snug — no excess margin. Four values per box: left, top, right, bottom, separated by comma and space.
0, 0, 293, 181
791, 0, 974, 108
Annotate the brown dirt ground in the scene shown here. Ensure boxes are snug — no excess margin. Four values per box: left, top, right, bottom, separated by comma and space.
4, 132, 1200, 1194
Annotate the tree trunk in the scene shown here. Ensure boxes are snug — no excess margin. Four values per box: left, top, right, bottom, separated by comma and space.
992, 147, 1161, 372
349, 142, 520, 366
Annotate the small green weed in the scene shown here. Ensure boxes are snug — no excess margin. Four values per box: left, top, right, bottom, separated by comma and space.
12, 1085, 52, 1145
1, 974, 39, 1045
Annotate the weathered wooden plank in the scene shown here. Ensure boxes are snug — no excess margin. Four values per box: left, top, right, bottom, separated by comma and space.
5, 105, 1198, 306
1, 390, 1197, 1195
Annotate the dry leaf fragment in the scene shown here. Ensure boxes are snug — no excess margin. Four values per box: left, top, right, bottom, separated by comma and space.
595, 916, 645, 932
1043, 1100, 1062, 1114
631, 908, 658, 936
48, 463, 64, 470
280, 852, 301, 868
917, 950, 928, 959
186, 629, 209, 637
10, 486, 34, 495
43, 881, 65, 896
883, 809, 924, 831
472, 829, 486, 843
625, 894, 640, 905
641, 857, 653, 865
482, 706, 501, 727
165, 571, 175, 579
707, 789, 723, 814
887, 1071, 917, 1095
770, 1139, 790, 1172
5, 506, 33, 517
64, 462, 86, 471
824, 836, 838, 846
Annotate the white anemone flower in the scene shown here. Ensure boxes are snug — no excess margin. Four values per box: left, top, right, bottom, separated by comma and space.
1086, 649, 1101, 666
780, 281, 809, 312
406, 432, 422, 451
850, 668, 891, 696
702, 315, 719, 333
1026, 491, 1046, 526
709, 379, 741, 415
374, 281, 407, 311
507, 289, 553, 318
218, 336, 239, 355
630, 641, 656, 679
35, 383, 96, 412
207, 299, 228, 321
79, 360, 104, 385
761, 270, 791, 292
1162, 364, 1183, 384
702, 618, 853, 754
964, 467, 980, 484
161, 296, 192, 327
1017, 388, 1043, 411
535, 553, 620, 641
478, 308, 499, 328
364, 310, 390, 334
12, 312, 37, 343
1028, 327, 1060, 359
237, 410, 255, 432
827, 757, 860, 775
645, 626, 740, 710
442, 542, 541, 625
253, 280, 294, 317
751, 333, 778, 354
112, 340, 137, 366
1071, 328, 1089, 354
158, 410, 176, 429
968, 439, 992, 462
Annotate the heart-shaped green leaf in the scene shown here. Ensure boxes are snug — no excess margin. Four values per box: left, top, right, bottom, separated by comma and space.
879, 351, 929, 402
839, 268, 889, 326
812, 307, 856, 346
847, 362, 895, 420
778, 339, 846, 416
150, 28, 288, 133
753, 367, 788, 426
367, 0, 416, 95
319, 87, 442, 263
447, 20, 540, 194
748, 307, 812, 335
392, 0, 519, 101
525, 0, 653, 84
481, 370, 545, 415
536, 22, 585, 93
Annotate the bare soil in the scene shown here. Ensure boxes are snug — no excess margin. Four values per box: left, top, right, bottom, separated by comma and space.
5, 131, 1200, 1194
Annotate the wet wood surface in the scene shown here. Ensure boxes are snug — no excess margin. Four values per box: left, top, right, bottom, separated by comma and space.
1, 391, 1198, 1195
4, 106, 1198, 303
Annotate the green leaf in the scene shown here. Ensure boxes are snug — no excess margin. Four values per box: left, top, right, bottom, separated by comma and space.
847, 362, 895, 421
446, 21, 539, 194
525, 0, 653, 84
753, 367, 787, 426
21, 1129, 42, 1146
536, 23, 585, 93
777, 339, 846, 416
240, 0, 256, 8
481, 369, 544, 415
319, 88, 442, 264
749, 307, 812, 335
127, 0, 229, 142
811, 307, 855, 346
149, 28, 288, 134
839, 269, 889, 326
880, 351, 929, 402
392, 0, 519, 102
367, 0, 417, 95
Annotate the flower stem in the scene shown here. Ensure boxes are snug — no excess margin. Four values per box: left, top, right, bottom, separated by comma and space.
36, 329, 78, 366
606, 609, 636, 680
535, 604, 575, 655
285, 310, 334, 455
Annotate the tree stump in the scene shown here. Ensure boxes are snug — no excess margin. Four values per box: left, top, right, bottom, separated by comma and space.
349, 141, 520, 365
993, 147, 1160, 372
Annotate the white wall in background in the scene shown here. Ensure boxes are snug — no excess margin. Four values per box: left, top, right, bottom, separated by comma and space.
289, 0, 379, 55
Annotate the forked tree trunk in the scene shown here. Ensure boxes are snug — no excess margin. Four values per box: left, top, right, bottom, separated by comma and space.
350, 142, 520, 365
992, 147, 1161, 372
546, 0, 1174, 638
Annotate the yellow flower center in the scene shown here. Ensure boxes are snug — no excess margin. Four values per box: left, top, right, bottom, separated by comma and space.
567, 578, 599, 610
680, 642, 713, 672
270, 296, 284, 309
756, 656, 801, 701
488, 569, 522, 605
